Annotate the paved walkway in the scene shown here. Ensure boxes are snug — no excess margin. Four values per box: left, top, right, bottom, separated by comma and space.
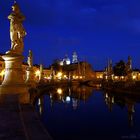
0, 94, 52, 140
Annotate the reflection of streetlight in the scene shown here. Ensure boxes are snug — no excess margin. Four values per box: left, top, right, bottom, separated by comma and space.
112, 97, 114, 104
105, 93, 108, 98
38, 98, 41, 105
66, 96, 71, 103
57, 88, 63, 95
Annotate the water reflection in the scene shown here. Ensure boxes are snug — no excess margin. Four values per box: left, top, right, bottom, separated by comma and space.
103, 92, 136, 127
37, 86, 93, 110
35, 85, 140, 140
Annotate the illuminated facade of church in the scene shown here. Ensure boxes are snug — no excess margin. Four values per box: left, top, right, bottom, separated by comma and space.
59, 52, 78, 66
50, 52, 96, 80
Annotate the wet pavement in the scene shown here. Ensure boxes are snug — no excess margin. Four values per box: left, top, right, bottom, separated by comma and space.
0, 94, 52, 140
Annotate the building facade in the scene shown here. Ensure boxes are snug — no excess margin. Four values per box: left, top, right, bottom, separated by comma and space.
0, 54, 51, 83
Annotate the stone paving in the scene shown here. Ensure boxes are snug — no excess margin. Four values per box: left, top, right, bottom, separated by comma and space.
0, 94, 52, 140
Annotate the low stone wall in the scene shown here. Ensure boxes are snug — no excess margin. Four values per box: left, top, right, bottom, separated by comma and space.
102, 81, 140, 96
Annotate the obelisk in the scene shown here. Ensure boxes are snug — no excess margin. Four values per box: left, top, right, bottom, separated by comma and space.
0, 1, 29, 103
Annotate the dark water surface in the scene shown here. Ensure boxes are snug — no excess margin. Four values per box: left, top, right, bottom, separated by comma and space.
35, 86, 140, 140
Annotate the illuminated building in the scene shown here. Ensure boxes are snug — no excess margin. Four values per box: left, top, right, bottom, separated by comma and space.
62, 61, 95, 80
0, 54, 5, 83
102, 56, 140, 81
50, 52, 96, 80
68, 61, 95, 80
59, 54, 71, 66
95, 71, 104, 79
63, 54, 71, 65
0, 54, 51, 83
103, 59, 113, 80
72, 51, 78, 63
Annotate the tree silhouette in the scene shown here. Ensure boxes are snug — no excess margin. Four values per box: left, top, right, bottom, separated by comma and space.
113, 60, 127, 76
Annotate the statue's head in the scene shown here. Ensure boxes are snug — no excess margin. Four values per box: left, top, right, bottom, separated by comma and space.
29, 50, 32, 57
12, 1, 20, 13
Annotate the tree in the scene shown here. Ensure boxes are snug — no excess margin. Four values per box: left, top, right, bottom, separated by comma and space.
113, 60, 127, 76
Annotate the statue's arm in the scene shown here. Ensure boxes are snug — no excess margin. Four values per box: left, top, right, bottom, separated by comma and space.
8, 13, 16, 20
18, 14, 25, 21
8, 14, 12, 20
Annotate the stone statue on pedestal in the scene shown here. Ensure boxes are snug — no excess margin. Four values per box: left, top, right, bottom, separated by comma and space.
0, 1, 29, 103
27, 50, 33, 68
39, 64, 43, 81
25, 50, 35, 86
7, 1, 26, 55
126, 56, 132, 81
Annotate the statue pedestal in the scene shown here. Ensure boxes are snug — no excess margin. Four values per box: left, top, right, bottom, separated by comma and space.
0, 54, 29, 103
25, 67, 36, 87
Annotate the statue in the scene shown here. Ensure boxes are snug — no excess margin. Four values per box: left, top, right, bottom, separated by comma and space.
7, 1, 26, 54
126, 56, 132, 72
27, 50, 33, 67
39, 64, 43, 81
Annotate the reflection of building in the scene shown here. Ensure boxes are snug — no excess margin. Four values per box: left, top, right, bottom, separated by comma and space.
126, 100, 135, 127
72, 98, 78, 110
104, 93, 114, 112
104, 92, 136, 127
37, 96, 44, 115
39, 86, 93, 110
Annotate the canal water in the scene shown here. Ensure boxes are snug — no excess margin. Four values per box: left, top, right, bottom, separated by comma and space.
35, 86, 140, 140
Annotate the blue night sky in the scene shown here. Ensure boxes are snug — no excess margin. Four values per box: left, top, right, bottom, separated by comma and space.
0, 0, 140, 70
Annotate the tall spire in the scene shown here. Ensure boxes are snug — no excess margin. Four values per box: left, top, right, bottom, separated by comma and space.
72, 51, 78, 63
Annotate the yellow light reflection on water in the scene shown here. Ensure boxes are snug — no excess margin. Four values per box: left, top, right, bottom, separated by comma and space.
57, 88, 63, 95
